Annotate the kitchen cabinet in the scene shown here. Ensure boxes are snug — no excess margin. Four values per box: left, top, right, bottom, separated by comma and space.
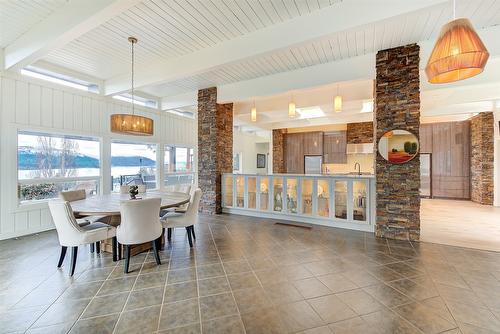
424, 121, 470, 199
323, 131, 347, 164
302, 132, 323, 155
285, 133, 304, 173
420, 124, 433, 153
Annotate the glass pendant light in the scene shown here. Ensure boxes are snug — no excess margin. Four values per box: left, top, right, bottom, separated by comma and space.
111, 37, 154, 136
251, 100, 257, 122
426, 0, 489, 84
288, 92, 296, 118
334, 85, 342, 113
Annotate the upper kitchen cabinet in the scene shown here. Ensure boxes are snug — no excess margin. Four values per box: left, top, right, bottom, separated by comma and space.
302, 131, 323, 155
285, 133, 304, 174
323, 131, 347, 163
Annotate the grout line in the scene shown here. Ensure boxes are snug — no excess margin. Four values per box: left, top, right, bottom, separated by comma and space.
156, 239, 173, 332
111, 249, 150, 334
208, 223, 246, 334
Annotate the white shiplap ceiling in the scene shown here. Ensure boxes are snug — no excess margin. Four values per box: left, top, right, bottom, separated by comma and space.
0, 0, 68, 48
43, 0, 342, 79
141, 0, 500, 97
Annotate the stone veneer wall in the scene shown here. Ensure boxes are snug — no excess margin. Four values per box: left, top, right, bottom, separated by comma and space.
197, 87, 233, 214
470, 112, 494, 205
347, 122, 374, 143
374, 44, 421, 241
272, 129, 287, 173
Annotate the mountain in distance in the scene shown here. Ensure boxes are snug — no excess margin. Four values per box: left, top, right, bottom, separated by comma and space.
18, 147, 155, 170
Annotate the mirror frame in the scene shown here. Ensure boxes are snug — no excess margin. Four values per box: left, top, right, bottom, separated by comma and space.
377, 129, 419, 164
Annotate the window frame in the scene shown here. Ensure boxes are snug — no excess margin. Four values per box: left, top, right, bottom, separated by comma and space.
17, 130, 102, 204
163, 144, 195, 189
110, 140, 160, 192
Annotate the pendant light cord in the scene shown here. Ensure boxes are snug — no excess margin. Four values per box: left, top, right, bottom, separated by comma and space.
131, 38, 135, 115
453, 0, 456, 20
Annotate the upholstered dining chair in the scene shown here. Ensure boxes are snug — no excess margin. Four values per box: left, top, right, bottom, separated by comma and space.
117, 198, 163, 273
59, 189, 110, 253
160, 184, 192, 217
48, 200, 117, 276
161, 189, 202, 248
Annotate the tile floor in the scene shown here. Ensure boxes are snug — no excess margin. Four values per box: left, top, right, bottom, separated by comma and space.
1, 214, 500, 333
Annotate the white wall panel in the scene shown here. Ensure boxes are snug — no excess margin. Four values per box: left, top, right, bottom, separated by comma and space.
0, 73, 196, 240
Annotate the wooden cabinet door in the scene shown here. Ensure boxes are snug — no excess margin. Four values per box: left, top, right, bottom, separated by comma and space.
303, 132, 323, 155
285, 133, 303, 173
323, 131, 347, 164
420, 124, 433, 153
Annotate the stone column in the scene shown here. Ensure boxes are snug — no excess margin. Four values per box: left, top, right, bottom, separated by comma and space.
374, 44, 420, 241
197, 87, 233, 214
272, 129, 287, 173
470, 112, 494, 205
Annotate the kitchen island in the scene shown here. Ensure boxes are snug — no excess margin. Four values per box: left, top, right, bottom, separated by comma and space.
222, 173, 375, 232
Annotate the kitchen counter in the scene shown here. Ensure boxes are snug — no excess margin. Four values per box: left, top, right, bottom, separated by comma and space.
270, 173, 375, 178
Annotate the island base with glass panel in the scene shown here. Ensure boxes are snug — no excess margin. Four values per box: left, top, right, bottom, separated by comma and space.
223, 173, 375, 232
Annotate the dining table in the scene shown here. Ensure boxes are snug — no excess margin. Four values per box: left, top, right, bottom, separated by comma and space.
70, 191, 191, 257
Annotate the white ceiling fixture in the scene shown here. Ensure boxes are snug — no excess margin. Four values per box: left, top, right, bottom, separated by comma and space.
289, 92, 296, 118
361, 100, 374, 113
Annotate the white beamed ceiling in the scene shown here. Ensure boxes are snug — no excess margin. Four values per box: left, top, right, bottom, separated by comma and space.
43, 0, 342, 80
0, 0, 69, 48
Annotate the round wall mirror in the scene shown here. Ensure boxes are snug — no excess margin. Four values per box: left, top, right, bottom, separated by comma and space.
378, 130, 419, 164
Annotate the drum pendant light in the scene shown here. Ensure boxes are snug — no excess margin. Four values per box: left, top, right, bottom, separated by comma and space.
425, 0, 489, 84
111, 37, 154, 136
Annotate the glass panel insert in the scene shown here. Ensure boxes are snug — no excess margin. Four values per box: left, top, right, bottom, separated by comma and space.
317, 179, 330, 217
273, 178, 283, 212
236, 176, 245, 207
353, 181, 367, 222
302, 179, 313, 215
260, 177, 269, 210
286, 178, 298, 213
335, 181, 347, 219
248, 177, 256, 209
224, 175, 233, 207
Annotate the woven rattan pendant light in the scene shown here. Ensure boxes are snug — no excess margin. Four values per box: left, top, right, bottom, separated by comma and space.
110, 37, 154, 136
425, 0, 489, 84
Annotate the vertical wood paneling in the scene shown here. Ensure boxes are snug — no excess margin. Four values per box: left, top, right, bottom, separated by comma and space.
63, 92, 73, 129
73, 95, 83, 130
1, 75, 197, 240
15, 81, 29, 124
53, 89, 64, 129
41, 87, 53, 127
29, 84, 41, 126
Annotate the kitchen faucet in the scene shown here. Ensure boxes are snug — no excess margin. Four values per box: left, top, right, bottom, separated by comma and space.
354, 162, 361, 175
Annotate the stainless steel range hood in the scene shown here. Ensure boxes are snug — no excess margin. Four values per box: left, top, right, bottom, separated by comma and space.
346, 143, 373, 154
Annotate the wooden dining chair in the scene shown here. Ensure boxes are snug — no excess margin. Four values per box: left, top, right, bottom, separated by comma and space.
48, 200, 117, 276
117, 198, 163, 273
59, 189, 111, 253
161, 189, 202, 248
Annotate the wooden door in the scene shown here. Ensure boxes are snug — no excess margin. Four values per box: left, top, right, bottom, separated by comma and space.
285, 133, 304, 173
303, 132, 323, 155
323, 131, 347, 163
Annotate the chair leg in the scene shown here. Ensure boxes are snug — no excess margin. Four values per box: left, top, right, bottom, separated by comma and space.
96, 241, 101, 254
57, 246, 67, 268
167, 228, 172, 241
151, 240, 161, 265
90, 243, 94, 253
117, 242, 122, 260
157, 228, 164, 250
186, 226, 193, 248
69, 246, 78, 276
112, 237, 118, 262
191, 226, 196, 240
124, 245, 130, 274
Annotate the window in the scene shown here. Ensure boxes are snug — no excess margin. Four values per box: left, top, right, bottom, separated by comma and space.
111, 141, 157, 191
112, 93, 158, 109
21, 66, 99, 93
164, 145, 194, 187
18, 131, 100, 202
